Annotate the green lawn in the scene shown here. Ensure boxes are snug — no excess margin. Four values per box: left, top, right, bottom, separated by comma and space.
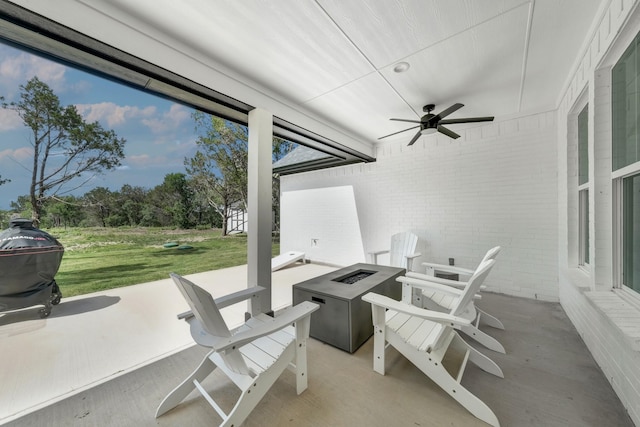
49, 227, 277, 297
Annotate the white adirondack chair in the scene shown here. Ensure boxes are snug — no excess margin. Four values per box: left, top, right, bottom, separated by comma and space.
401, 255, 506, 354
409, 246, 504, 332
369, 231, 421, 271
362, 259, 503, 427
156, 273, 319, 426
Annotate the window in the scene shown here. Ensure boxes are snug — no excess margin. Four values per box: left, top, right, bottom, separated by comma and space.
578, 105, 589, 266
622, 174, 640, 292
579, 188, 589, 265
612, 34, 640, 170
612, 30, 640, 294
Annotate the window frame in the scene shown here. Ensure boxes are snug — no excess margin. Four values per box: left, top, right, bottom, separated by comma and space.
577, 103, 590, 270
612, 164, 640, 292
610, 26, 640, 296
578, 187, 590, 268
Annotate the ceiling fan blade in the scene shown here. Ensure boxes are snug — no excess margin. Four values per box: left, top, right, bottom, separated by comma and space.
437, 125, 460, 139
431, 103, 464, 122
439, 116, 494, 125
407, 130, 423, 146
390, 118, 422, 123
378, 125, 420, 140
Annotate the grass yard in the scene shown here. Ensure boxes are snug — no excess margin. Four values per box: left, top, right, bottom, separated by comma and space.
49, 227, 277, 297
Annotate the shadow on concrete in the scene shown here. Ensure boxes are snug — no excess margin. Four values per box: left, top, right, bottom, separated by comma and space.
51, 295, 121, 317
0, 295, 121, 330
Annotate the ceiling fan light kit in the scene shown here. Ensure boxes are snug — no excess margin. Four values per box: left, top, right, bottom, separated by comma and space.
379, 103, 494, 145
420, 127, 437, 135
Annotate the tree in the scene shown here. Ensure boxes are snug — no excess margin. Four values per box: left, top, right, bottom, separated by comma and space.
118, 184, 148, 226
46, 195, 85, 227
10, 195, 32, 218
1, 77, 126, 224
271, 137, 295, 234
186, 113, 248, 235
83, 187, 117, 227
186, 113, 297, 235
0, 176, 9, 186
156, 173, 194, 228
186, 150, 236, 235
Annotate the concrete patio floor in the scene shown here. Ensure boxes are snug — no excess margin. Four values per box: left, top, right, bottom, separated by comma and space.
0, 261, 337, 424
0, 262, 634, 426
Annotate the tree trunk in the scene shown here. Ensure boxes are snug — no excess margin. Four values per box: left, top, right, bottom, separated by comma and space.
221, 207, 229, 236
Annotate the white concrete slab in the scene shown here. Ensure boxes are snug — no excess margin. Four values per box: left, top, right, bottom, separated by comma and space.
0, 263, 337, 424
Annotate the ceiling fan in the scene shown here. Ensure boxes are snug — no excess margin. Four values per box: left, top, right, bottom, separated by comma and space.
378, 103, 494, 145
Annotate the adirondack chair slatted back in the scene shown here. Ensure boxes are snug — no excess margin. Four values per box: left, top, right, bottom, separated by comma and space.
389, 232, 418, 269
449, 259, 495, 318
170, 273, 250, 375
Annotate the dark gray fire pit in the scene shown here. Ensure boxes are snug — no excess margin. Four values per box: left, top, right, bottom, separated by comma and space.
292, 263, 405, 353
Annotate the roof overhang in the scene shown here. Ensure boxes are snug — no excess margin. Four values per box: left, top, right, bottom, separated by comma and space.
0, 1, 375, 173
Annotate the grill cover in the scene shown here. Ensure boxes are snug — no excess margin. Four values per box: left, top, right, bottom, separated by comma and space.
0, 219, 64, 299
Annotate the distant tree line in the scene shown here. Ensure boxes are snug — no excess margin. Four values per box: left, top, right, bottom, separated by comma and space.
4, 173, 218, 229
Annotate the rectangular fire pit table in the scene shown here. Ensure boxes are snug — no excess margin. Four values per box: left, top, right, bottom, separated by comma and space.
292, 263, 405, 353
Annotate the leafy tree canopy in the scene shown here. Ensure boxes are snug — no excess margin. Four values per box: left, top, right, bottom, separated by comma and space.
1, 76, 126, 224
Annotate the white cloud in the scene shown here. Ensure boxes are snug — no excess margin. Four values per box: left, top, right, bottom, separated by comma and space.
0, 146, 32, 162
0, 48, 67, 98
127, 150, 185, 169
127, 154, 151, 167
0, 109, 22, 131
75, 102, 156, 127
75, 101, 191, 136
141, 103, 190, 134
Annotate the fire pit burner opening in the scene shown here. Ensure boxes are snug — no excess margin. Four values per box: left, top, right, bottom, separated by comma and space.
332, 269, 376, 285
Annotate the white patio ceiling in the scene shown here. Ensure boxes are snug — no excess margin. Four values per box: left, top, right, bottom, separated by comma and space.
8, 0, 604, 155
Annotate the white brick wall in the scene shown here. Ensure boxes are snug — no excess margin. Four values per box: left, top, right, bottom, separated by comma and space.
560, 280, 640, 424
281, 111, 559, 301
557, 0, 640, 424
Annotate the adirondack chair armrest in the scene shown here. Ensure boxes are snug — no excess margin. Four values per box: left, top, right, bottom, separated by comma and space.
405, 252, 422, 271
420, 262, 475, 276
406, 271, 470, 288
215, 286, 267, 309
176, 286, 267, 321
213, 301, 319, 353
369, 249, 390, 265
177, 310, 194, 320
397, 275, 465, 296
362, 292, 471, 327
369, 249, 390, 256
406, 272, 488, 293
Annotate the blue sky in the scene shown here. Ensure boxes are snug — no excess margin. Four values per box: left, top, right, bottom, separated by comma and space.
0, 41, 200, 210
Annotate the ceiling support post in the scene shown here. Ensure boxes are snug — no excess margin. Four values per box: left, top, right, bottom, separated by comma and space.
247, 108, 273, 316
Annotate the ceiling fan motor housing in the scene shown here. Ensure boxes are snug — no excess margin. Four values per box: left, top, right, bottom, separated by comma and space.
420, 115, 437, 131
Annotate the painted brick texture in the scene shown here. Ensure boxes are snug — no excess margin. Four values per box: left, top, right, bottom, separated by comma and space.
557, 0, 640, 424
281, 112, 558, 301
